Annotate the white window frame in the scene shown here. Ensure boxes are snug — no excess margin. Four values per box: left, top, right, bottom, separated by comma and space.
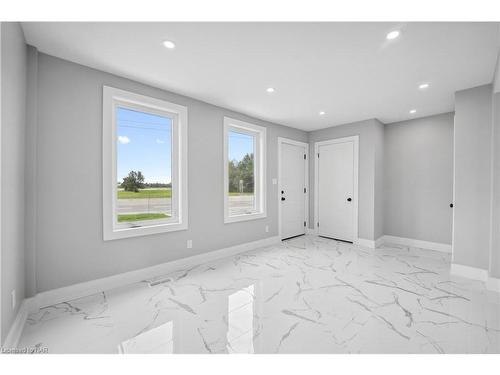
103, 86, 188, 240
223, 117, 267, 223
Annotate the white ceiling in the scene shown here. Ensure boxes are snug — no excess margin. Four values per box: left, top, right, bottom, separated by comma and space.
22, 22, 500, 131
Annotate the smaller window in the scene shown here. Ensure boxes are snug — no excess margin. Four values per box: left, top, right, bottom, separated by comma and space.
224, 117, 266, 223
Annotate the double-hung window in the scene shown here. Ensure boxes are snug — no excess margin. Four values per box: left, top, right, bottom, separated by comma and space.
103, 87, 188, 240
223, 117, 266, 223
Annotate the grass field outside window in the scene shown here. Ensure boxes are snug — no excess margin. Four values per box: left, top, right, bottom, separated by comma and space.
117, 188, 171, 199
117, 213, 170, 222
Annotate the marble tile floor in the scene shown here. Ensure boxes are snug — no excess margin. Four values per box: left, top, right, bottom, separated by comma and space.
18, 235, 500, 353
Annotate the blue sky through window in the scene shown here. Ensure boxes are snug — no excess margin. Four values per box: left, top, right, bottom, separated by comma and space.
117, 107, 172, 184
228, 131, 254, 162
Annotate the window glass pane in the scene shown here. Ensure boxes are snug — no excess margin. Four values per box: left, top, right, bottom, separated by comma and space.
228, 130, 256, 216
116, 107, 172, 224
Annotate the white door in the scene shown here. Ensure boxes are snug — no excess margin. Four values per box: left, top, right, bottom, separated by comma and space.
280, 141, 307, 240
317, 138, 357, 242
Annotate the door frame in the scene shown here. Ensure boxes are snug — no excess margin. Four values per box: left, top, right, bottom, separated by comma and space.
278, 137, 309, 240
314, 135, 359, 242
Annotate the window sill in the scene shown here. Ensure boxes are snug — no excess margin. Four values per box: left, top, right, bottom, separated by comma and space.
224, 212, 267, 224
104, 221, 187, 241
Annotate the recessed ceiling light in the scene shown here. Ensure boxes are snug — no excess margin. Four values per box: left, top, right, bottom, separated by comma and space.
319, 111, 326, 116
409, 109, 417, 114
419, 83, 430, 90
266, 87, 275, 93
163, 40, 176, 49
386, 30, 400, 40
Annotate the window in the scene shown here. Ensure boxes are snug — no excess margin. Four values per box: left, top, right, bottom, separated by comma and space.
223, 117, 266, 223
103, 87, 188, 240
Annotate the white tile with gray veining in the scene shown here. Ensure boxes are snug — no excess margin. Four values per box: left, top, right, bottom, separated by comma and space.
18, 236, 500, 353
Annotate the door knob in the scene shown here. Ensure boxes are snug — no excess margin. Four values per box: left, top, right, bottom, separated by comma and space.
281, 197, 286, 201
450, 203, 453, 208
347, 197, 352, 202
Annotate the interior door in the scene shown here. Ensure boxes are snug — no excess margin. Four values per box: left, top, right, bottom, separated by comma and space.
317, 140, 355, 242
280, 142, 307, 240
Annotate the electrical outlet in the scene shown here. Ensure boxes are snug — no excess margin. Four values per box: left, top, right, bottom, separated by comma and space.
265, 225, 269, 233
11, 290, 16, 309
187, 239, 193, 249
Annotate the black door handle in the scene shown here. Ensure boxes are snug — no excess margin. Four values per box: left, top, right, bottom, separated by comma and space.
347, 197, 352, 202
450, 203, 453, 208
281, 197, 286, 201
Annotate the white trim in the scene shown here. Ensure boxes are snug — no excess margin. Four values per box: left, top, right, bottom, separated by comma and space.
450, 263, 488, 282
355, 238, 376, 249
102, 86, 188, 240
305, 228, 317, 235
487, 277, 500, 292
355, 237, 385, 249
314, 135, 359, 243
2, 299, 31, 349
277, 137, 309, 240
223, 117, 267, 224
222, 212, 267, 223
34, 236, 280, 309
375, 236, 385, 248
381, 235, 452, 253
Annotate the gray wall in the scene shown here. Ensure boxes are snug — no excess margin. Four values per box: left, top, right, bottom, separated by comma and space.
308, 119, 383, 241
25, 46, 38, 298
490, 50, 500, 278
491, 92, 500, 277
384, 113, 454, 244
1, 23, 27, 343
373, 120, 385, 240
494, 55, 500, 93
29, 52, 307, 293
453, 85, 492, 269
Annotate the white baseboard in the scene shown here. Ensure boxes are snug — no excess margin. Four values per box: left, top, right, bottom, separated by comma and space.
380, 235, 452, 253
34, 235, 280, 309
355, 236, 385, 249
305, 228, 317, 235
450, 263, 489, 282
487, 276, 500, 292
355, 238, 376, 249
3, 299, 33, 349
375, 236, 385, 248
